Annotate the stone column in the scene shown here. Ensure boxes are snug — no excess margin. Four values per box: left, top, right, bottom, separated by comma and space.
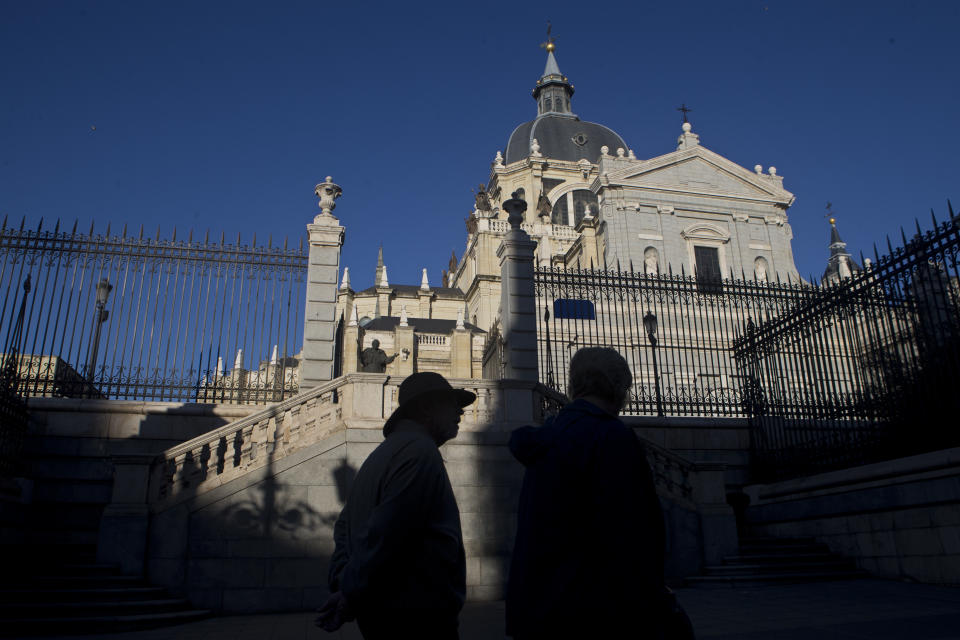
302, 177, 346, 388
97, 454, 153, 575
497, 193, 539, 381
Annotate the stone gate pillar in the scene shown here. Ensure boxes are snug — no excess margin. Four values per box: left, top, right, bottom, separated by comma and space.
497, 193, 538, 381
301, 177, 346, 388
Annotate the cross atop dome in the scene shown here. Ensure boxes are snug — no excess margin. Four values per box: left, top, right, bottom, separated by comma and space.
533, 25, 574, 117
539, 21, 556, 53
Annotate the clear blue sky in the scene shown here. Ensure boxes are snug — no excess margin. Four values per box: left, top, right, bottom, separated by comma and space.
2, 1, 958, 288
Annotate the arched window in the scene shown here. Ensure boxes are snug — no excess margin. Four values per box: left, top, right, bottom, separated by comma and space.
551, 196, 568, 226
544, 97, 553, 112
572, 190, 599, 227
550, 189, 599, 226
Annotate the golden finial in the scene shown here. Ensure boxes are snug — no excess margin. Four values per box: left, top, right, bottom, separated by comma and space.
540, 21, 556, 52
829, 217, 836, 225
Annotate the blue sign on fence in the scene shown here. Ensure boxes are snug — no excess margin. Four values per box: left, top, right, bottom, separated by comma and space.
553, 298, 596, 320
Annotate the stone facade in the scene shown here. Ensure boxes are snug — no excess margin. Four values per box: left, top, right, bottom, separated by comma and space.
450, 50, 800, 337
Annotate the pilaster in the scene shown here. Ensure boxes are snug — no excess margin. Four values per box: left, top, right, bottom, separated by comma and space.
575, 214, 601, 268
343, 323, 360, 373
418, 291, 433, 318
394, 325, 415, 377
451, 328, 472, 379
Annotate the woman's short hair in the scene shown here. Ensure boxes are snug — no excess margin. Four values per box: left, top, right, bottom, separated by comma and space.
568, 347, 633, 407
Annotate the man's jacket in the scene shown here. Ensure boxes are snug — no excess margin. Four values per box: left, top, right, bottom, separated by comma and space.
506, 399, 666, 637
328, 420, 466, 618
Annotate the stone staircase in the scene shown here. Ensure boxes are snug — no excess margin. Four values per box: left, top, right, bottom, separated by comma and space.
0, 544, 211, 636
685, 536, 868, 588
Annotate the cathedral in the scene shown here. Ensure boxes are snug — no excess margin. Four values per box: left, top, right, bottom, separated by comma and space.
337, 42, 810, 377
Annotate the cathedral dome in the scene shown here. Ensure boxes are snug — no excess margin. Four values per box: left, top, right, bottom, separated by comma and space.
505, 115, 628, 164
504, 47, 628, 164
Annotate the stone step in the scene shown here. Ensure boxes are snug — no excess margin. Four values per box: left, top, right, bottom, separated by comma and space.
0, 598, 191, 617
51, 563, 120, 576
0, 586, 168, 602
0, 609, 212, 636
738, 543, 831, 554
739, 536, 819, 546
685, 570, 868, 588
723, 552, 838, 564
24, 574, 146, 588
705, 560, 856, 575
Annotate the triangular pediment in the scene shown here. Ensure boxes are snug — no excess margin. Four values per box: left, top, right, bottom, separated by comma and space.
606, 147, 793, 204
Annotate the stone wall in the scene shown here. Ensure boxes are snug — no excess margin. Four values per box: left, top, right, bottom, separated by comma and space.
13, 398, 254, 547
745, 447, 960, 585
140, 376, 734, 613
627, 416, 751, 489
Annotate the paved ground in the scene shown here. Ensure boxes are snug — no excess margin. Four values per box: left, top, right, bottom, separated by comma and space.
30, 579, 960, 640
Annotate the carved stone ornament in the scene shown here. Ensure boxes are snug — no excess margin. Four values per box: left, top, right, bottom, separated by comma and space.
536, 191, 552, 218
530, 138, 542, 157
494, 151, 504, 167
502, 191, 528, 229
314, 176, 342, 217
475, 185, 492, 212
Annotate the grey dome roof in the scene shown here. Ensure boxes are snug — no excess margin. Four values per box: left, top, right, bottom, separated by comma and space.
505, 114, 628, 164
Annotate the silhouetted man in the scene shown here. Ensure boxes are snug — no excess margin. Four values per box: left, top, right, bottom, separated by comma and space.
506, 347, 668, 639
360, 338, 398, 373
317, 372, 475, 639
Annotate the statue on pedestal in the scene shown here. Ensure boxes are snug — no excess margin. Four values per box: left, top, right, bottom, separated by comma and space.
360, 339, 398, 373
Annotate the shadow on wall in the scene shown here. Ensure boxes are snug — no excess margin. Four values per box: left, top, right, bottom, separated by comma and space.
458, 385, 516, 602
147, 422, 357, 613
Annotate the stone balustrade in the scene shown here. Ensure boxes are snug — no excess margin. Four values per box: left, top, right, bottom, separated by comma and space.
476, 217, 578, 241
643, 438, 695, 507
150, 376, 560, 507
151, 376, 347, 505
416, 333, 449, 347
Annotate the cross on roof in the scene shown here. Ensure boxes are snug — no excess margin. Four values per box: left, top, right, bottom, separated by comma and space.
825, 202, 836, 224
677, 103, 692, 123
540, 21, 556, 51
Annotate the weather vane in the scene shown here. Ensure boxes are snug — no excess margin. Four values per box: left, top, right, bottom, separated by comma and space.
677, 103, 692, 123
825, 202, 836, 225
540, 21, 556, 52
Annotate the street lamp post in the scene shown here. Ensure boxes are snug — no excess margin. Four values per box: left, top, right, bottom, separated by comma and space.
643, 311, 665, 417
87, 277, 113, 393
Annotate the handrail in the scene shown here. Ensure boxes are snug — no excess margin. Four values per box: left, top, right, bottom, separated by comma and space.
159, 376, 345, 461
152, 376, 348, 504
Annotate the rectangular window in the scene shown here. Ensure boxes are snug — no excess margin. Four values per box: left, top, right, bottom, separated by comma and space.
694, 245, 723, 294
553, 298, 595, 320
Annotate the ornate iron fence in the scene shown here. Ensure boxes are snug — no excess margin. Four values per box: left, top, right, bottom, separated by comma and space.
535, 265, 819, 416
734, 209, 960, 481
0, 218, 308, 404
0, 275, 30, 477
